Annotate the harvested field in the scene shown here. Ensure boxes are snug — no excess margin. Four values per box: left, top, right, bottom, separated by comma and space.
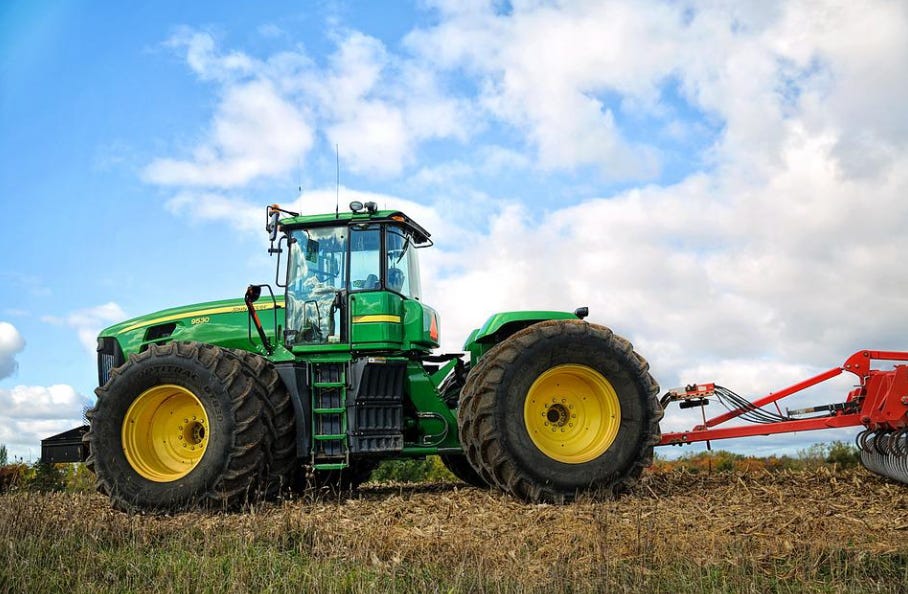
1, 467, 906, 593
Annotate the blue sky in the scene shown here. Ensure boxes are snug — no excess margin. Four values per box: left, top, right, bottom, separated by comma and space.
2, 0, 907, 461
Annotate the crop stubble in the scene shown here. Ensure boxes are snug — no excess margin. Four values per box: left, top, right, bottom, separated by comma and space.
0, 467, 905, 593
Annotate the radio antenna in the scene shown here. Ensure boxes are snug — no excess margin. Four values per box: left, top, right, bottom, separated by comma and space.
335, 144, 340, 219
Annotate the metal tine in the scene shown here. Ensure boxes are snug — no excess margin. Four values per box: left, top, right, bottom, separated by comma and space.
859, 430, 908, 485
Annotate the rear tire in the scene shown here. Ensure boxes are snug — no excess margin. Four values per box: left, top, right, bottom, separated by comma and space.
458, 320, 662, 503
85, 342, 272, 512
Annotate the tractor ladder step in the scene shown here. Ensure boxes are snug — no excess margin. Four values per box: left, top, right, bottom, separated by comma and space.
313, 434, 346, 441
311, 363, 349, 461
313, 463, 348, 471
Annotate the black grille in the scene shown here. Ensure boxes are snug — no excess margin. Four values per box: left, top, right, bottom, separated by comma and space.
348, 362, 405, 454
357, 363, 406, 400
97, 337, 124, 386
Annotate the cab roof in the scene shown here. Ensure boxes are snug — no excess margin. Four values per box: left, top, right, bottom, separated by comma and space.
278, 209, 432, 245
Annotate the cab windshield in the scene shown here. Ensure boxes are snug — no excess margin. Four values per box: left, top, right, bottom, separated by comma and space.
284, 223, 422, 345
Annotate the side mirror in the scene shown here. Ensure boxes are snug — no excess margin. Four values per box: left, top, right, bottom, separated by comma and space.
267, 210, 280, 242
245, 284, 262, 304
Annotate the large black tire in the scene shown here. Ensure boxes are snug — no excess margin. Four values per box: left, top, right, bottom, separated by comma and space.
85, 342, 273, 513
440, 454, 488, 488
458, 320, 662, 503
230, 350, 298, 498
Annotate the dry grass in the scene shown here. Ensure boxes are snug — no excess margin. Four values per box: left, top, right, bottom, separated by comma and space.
1, 467, 906, 593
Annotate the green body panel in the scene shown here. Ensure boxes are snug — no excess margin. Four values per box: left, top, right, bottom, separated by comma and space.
463, 310, 580, 362
99, 297, 283, 359
350, 292, 404, 346
403, 301, 439, 350
404, 361, 460, 451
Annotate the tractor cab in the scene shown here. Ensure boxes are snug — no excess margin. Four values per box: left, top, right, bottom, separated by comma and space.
267, 201, 439, 353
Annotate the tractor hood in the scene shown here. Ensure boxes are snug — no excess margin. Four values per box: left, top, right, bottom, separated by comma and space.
98, 297, 284, 361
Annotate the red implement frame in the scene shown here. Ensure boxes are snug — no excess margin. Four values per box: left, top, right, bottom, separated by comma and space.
659, 350, 908, 446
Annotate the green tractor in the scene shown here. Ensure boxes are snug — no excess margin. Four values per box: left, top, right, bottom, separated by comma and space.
49, 201, 662, 511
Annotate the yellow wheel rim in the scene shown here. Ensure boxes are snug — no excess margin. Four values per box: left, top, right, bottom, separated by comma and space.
121, 384, 210, 482
524, 364, 621, 464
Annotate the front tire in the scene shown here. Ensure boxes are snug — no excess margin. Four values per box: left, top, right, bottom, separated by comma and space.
85, 342, 272, 512
458, 320, 662, 503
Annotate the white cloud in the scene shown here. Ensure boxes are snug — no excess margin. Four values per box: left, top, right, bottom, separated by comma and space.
147, 28, 473, 184
0, 384, 90, 462
257, 24, 285, 40
309, 31, 472, 176
165, 28, 259, 83
0, 384, 90, 420
44, 303, 128, 356
404, 0, 908, 184
407, 0, 686, 177
165, 191, 263, 233
143, 79, 313, 188
0, 322, 25, 380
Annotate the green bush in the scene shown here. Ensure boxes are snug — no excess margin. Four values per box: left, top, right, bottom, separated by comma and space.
651, 441, 862, 474
0, 463, 27, 492
370, 456, 454, 483
824, 441, 861, 468
30, 462, 68, 492
0, 461, 95, 493
796, 441, 861, 469
0, 443, 7, 466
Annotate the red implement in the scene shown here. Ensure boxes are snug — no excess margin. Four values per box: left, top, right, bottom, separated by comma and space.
658, 350, 908, 484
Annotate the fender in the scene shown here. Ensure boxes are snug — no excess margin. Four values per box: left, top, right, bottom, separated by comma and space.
463, 310, 582, 362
